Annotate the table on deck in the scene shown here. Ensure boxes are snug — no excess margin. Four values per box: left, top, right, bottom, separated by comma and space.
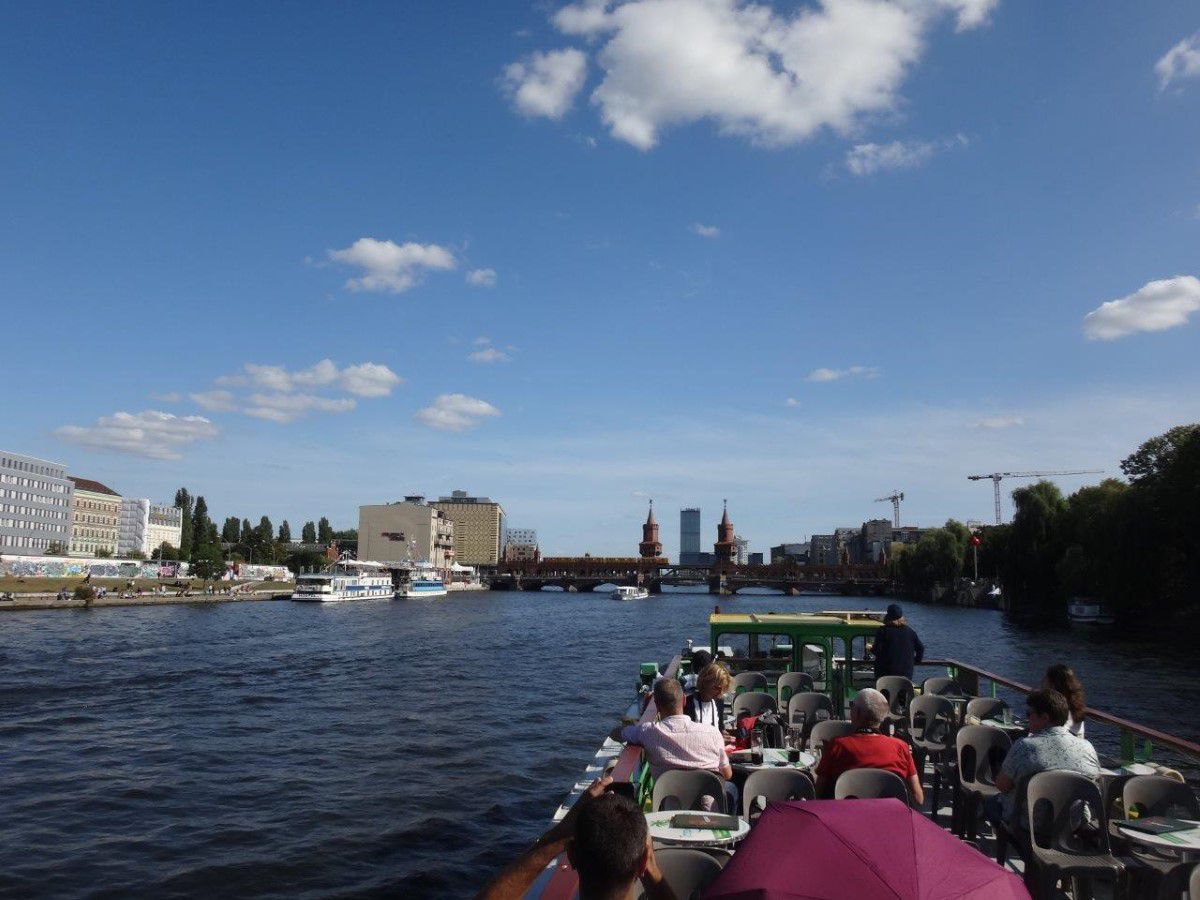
644, 810, 751, 847
729, 747, 817, 771
1116, 820, 1200, 860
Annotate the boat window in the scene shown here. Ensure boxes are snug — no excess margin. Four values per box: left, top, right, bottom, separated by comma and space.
801, 642, 828, 690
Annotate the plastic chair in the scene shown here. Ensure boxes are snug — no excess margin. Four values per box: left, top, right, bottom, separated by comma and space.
922, 675, 969, 697
636, 848, 724, 900
652, 769, 729, 814
1026, 771, 1126, 899
834, 768, 909, 803
732, 691, 778, 719
731, 672, 768, 695
965, 697, 1008, 722
787, 692, 834, 745
1190, 864, 1200, 899
742, 769, 815, 823
909, 694, 958, 820
777, 671, 814, 705
955, 725, 1012, 841
876, 676, 914, 715
1119, 775, 1200, 898
808, 719, 855, 754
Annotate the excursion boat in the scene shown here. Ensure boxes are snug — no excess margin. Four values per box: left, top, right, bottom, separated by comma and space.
1068, 598, 1115, 627
394, 563, 447, 599
525, 611, 1200, 899
290, 559, 393, 602
611, 585, 650, 601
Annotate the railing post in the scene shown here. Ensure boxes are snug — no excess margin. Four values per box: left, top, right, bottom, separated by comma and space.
1120, 729, 1134, 764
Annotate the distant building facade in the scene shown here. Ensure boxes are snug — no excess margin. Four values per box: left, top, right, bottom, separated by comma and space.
504, 526, 539, 563
148, 504, 184, 555
809, 534, 837, 566
432, 490, 505, 568
69, 477, 121, 557
119, 499, 183, 557
747, 551, 764, 566
679, 507, 701, 564
714, 503, 736, 566
358, 498, 454, 570
0, 451, 74, 554
639, 502, 662, 558
892, 526, 925, 545
770, 542, 809, 564
734, 535, 749, 566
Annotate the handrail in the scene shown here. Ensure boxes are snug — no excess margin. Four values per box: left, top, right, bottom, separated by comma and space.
538, 655, 682, 900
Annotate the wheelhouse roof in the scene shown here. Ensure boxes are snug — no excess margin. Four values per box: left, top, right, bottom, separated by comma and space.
709, 612, 882, 637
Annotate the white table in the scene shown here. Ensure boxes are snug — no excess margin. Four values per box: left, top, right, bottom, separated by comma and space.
1116, 820, 1200, 859
730, 748, 817, 770
644, 810, 751, 847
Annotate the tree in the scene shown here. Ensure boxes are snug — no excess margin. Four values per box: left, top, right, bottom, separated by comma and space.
240, 518, 254, 544
175, 488, 194, 558
191, 544, 225, 580
191, 496, 212, 560
96, 547, 113, 558
152, 542, 180, 561
332, 528, 358, 542
46, 541, 67, 556
892, 528, 962, 601
127, 549, 147, 560
318, 517, 333, 544
301, 521, 317, 543
1120, 424, 1200, 483
1001, 481, 1068, 619
286, 547, 328, 575
278, 520, 292, 543
257, 516, 274, 547
222, 516, 241, 543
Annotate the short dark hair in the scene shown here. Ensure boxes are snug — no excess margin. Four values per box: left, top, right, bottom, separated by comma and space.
690, 649, 713, 674
653, 677, 683, 712
1027, 689, 1070, 726
572, 793, 647, 895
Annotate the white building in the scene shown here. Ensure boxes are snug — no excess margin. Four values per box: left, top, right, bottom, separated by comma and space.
734, 535, 749, 566
0, 451, 74, 554
118, 498, 183, 557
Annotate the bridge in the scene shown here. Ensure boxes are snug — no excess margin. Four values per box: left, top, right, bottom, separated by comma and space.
488, 557, 889, 595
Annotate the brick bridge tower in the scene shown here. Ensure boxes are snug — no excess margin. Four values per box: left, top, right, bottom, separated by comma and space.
639, 500, 662, 558
714, 499, 736, 566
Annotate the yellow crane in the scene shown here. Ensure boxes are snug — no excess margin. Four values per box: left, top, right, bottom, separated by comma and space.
967, 470, 1103, 525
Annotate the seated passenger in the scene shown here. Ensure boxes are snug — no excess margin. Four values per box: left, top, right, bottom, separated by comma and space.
617, 679, 733, 783
681, 649, 713, 693
813, 688, 924, 805
987, 688, 1100, 829
1042, 664, 1087, 738
684, 661, 729, 730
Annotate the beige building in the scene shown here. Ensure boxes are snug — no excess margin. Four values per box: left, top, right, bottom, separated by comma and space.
432, 490, 505, 568
358, 497, 454, 571
69, 477, 121, 557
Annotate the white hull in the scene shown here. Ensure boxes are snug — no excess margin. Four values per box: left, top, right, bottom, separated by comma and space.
611, 587, 649, 601
292, 586, 395, 602
396, 587, 448, 599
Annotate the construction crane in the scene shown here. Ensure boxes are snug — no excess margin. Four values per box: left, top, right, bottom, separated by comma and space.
967, 470, 1103, 525
874, 491, 904, 528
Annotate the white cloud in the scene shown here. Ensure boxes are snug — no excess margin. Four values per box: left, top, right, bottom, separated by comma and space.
415, 394, 502, 431
474, 336, 492, 345
242, 393, 357, 424
215, 360, 403, 397
151, 392, 181, 403
1083, 276, 1200, 341
972, 416, 1025, 429
502, 48, 588, 120
845, 133, 967, 175
469, 347, 513, 364
690, 222, 720, 238
327, 237, 456, 294
340, 362, 403, 397
292, 358, 341, 388
466, 267, 498, 287
55, 410, 219, 460
1156, 33, 1200, 90
190, 390, 239, 412
527, 0, 994, 150
805, 365, 880, 382
785, 397, 800, 407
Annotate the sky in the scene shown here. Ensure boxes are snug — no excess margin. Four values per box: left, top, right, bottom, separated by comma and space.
2, 1, 1198, 558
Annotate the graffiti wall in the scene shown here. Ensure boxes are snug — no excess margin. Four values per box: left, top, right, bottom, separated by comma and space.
226, 563, 293, 581
0, 554, 190, 579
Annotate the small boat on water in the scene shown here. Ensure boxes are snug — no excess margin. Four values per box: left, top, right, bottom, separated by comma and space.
395, 563, 447, 599
611, 585, 649, 601
291, 559, 393, 602
1067, 597, 1115, 627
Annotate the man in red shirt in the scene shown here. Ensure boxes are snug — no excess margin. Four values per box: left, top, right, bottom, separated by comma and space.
814, 688, 924, 806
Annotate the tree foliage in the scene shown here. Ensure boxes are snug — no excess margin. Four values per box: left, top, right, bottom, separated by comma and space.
222, 516, 241, 543
278, 520, 292, 543
318, 516, 333, 544
175, 487, 194, 558
302, 521, 317, 543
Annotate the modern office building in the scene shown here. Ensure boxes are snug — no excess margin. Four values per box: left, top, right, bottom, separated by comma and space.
747, 552, 764, 566
358, 497, 455, 570
432, 490, 505, 568
734, 535, 749, 566
504, 526, 538, 563
119, 499, 183, 557
505, 527, 537, 547
0, 451, 74, 554
679, 507, 702, 565
770, 542, 809, 564
809, 534, 837, 566
68, 477, 121, 557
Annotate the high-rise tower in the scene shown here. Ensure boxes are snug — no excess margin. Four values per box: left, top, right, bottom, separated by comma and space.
714, 499, 736, 565
639, 500, 662, 558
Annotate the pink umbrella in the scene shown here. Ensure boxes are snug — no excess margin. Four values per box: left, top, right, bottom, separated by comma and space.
702, 799, 1029, 900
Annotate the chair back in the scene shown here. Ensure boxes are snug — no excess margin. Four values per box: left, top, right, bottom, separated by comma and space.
777, 671, 814, 705
1122, 775, 1200, 820
909, 694, 956, 752
1027, 770, 1111, 859
637, 848, 723, 900
922, 675, 968, 697
742, 769, 815, 822
732, 691, 778, 719
808, 719, 855, 753
1191, 863, 1200, 899
956, 725, 1011, 791
966, 697, 1007, 722
834, 767, 909, 803
875, 676, 914, 715
787, 692, 834, 741
731, 672, 768, 696
652, 769, 729, 813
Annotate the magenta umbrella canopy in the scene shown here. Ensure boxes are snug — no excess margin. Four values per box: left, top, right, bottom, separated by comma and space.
702, 800, 1029, 900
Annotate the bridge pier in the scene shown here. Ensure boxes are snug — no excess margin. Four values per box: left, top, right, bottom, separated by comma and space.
708, 575, 732, 595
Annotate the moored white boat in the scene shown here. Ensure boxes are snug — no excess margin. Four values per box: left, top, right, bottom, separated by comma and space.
291, 559, 394, 602
395, 563, 447, 599
1067, 597, 1114, 626
610, 585, 649, 601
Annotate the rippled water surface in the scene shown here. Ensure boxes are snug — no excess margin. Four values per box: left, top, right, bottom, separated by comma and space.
2, 591, 1196, 898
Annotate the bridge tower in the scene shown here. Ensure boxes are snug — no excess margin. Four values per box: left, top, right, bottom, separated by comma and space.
714, 499, 736, 566
639, 500, 662, 558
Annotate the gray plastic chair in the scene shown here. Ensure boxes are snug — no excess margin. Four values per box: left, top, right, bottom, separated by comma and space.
777, 671, 815, 705
834, 767, 909, 803
922, 675, 969, 697
1119, 775, 1200, 899
636, 848, 724, 900
1026, 770, 1126, 899
876, 676, 914, 715
808, 719, 855, 754
909, 694, 957, 818
742, 768, 815, 823
731, 672, 768, 695
955, 725, 1012, 840
787, 692, 834, 744
1190, 864, 1200, 899
652, 769, 729, 814
732, 691, 778, 719
965, 697, 1008, 722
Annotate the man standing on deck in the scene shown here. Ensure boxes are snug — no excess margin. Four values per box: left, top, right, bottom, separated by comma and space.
869, 604, 925, 680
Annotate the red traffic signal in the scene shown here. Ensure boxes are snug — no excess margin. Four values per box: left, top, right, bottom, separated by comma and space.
969, 535, 982, 546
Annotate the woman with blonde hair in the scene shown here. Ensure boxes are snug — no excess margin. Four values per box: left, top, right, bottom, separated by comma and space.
684, 662, 730, 730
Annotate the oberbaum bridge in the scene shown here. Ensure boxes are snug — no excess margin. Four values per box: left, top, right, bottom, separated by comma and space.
489, 502, 889, 596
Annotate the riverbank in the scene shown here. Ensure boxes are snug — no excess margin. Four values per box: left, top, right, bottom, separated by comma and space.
0, 588, 292, 611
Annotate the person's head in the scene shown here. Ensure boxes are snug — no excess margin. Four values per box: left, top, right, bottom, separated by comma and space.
689, 649, 713, 675
696, 662, 731, 701
653, 677, 684, 716
1042, 664, 1085, 720
849, 688, 889, 729
885, 603, 906, 626
568, 792, 649, 900
1025, 688, 1070, 732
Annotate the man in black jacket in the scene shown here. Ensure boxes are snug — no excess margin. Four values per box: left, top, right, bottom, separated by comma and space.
870, 604, 925, 680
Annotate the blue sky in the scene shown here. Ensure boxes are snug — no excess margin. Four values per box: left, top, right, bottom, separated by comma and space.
2, 1, 1198, 557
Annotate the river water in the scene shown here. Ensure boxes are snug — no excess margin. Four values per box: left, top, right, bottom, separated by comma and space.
2, 591, 1196, 898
